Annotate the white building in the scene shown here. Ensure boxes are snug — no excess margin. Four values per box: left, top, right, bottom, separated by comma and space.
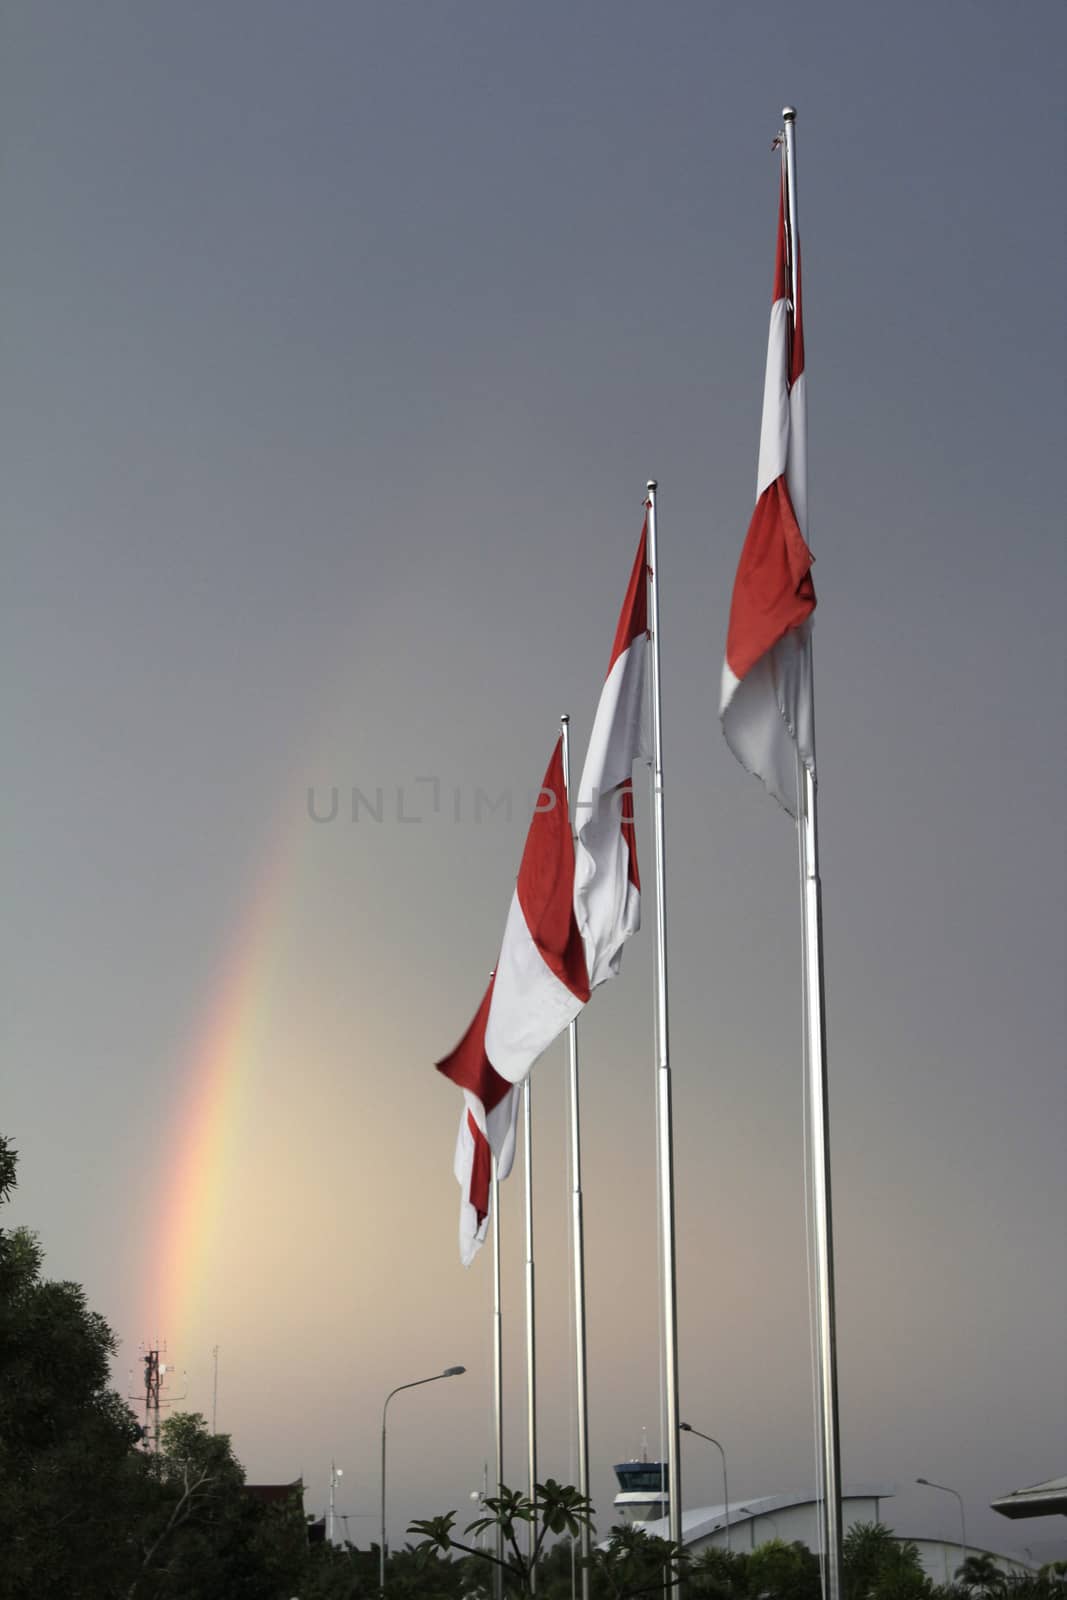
626, 1485, 894, 1554
616, 1475, 1037, 1579
905, 1538, 1033, 1587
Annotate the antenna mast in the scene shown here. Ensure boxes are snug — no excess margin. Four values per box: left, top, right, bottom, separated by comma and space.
128, 1340, 186, 1452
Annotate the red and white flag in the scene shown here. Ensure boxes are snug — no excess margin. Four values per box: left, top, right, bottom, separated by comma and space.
437, 532, 651, 1263
574, 525, 650, 987
437, 737, 590, 1265
720, 179, 816, 817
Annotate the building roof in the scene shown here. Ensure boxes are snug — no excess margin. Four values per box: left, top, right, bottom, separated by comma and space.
991, 1477, 1067, 1520
243, 1479, 304, 1506
632, 1485, 896, 1546
903, 1536, 1035, 1581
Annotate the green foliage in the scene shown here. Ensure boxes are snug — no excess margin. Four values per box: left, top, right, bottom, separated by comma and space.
131, 1411, 302, 1599
0, 1134, 151, 1599
846, 1522, 908, 1596
382, 1541, 472, 1598
411, 1481, 599, 1597
689, 1542, 751, 1595
844, 1522, 933, 1600
408, 1510, 461, 1551
412, 1494, 695, 1600
585, 1521, 689, 1598
746, 1538, 824, 1600
686, 1522, 940, 1600
956, 1556, 1007, 1596
931, 1568, 1062, 1600
535, 1538, 589, 1598
0, 1132, 346, 1600
0, 1136, 17, 1204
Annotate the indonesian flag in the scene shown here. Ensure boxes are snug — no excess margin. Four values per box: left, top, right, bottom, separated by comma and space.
574, 524, 650, 988
437, 535, 651, 1264
720, 178, 816, 818
437, 737, 590, 1265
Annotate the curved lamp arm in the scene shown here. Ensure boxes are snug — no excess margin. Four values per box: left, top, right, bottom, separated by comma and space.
380, 1367, 466, 1593
916, 1478, 967, 1570
681, 1422, 731, 1553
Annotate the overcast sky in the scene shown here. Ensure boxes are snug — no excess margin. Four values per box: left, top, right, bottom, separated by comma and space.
3, 0, 1064, 1566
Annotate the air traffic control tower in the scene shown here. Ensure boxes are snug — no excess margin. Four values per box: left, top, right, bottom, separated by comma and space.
613, 1459, 669, 1525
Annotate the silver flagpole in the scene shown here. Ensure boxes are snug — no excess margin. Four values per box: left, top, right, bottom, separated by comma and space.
561, 713, 591, 1600
782, 105, 843, 1600
522, 1074, 538, 1586
645, 480, 683, 1580
492, 1159, 505, 1600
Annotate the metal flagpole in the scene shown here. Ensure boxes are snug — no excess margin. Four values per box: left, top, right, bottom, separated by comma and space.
522, 1074, 538, 1586
492, 1159, 505, 1600
782, 105, 844, 1600
560, 713, 591, 1600
644, 480, 683, 1580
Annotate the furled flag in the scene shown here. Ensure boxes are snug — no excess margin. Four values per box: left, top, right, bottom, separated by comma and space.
574, 524, 650, 988
720, 178, 816, 817
437, 737, 590, 1265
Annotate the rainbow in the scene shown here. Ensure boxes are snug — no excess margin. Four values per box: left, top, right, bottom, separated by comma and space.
150, 829, 294, 1355
145, 604, 365, 1372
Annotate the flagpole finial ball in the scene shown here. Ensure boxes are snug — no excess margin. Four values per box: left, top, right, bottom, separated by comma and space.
782, 105, 797, 121
646, 479, 657, 492
560, 713, 570, 724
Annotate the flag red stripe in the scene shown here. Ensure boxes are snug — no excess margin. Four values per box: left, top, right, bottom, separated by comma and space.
790, 249, 804, 387
515, 738, 591, 1004
467, 1109, 492, 1225
619, 781, 640, 891
435, 978, 513, 1114
606, 522, 649, 672
773, 180, 788, 306
725, 475, 815, 682
774, 176, 804, 387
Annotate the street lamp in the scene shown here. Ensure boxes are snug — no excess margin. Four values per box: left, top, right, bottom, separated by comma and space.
328, 1462, 343, 1545
680, 1423, 731, 1552
380, 1366, 466, 1593
916, 1477, 968, 1573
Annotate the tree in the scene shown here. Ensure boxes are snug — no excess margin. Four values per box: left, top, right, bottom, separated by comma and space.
583, 1521, 689, 1598
129, 1411, 312, 1600
956, 1556, 1006, 1597
0, 1135, 152, 1600
411, 1487, 692, 1600
0, 1133, 326, 1600
378, 1542, 472, 1598
745, 1538, 823, 1600
689, 1543, 751, 1596
411, 1479, 597, 1598
844, 1522, 933, 1600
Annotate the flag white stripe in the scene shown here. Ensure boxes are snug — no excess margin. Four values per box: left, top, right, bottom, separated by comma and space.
574, 634, 648, 989
454, 1087, 520, 1267
757, 298, 792, 496
485, 891, 585, 1084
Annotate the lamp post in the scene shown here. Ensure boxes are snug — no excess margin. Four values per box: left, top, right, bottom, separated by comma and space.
328, 1461, 343, 1545
680, 1423, 731, 1553
916, 1477, 967, 1574
380, 1366, 465, 1593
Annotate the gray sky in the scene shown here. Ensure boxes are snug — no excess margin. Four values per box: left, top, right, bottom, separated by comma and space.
3, 0, 1065, 1565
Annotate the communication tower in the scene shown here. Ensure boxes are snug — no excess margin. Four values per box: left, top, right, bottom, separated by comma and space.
128, 1341, 185, 1452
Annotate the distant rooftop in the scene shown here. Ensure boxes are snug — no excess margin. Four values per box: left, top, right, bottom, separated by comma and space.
632, 1485, 896, 1546
991, 1477, 1067, 1520
243, 1479, 304, 1506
